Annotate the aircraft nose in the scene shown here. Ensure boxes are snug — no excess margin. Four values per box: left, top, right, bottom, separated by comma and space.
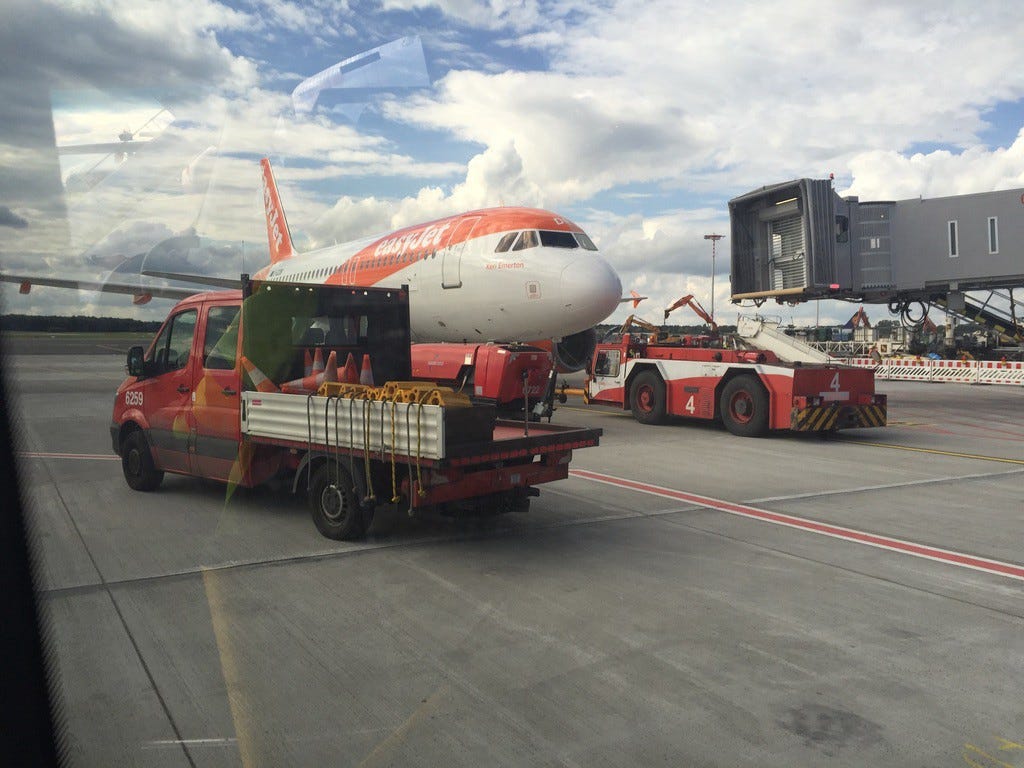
560, 256, 622, 325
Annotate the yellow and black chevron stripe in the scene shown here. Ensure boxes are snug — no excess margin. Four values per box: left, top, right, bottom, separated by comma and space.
792, 405, 839, 432
791, 404, 887, 431
854, 404, 887, 428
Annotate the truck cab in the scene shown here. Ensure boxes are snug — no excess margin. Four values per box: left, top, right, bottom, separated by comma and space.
111, 290, 255, 489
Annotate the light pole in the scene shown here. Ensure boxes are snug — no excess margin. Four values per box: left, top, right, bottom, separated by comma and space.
704, 233, 724, 324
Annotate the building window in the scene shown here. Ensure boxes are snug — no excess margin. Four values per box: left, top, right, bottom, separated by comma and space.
948, 220, 958, 258
988, 216, 999, 254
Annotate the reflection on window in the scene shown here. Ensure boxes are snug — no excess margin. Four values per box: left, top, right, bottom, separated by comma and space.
204, 304, 241, 370
149, 309, 197, 371
495, 232, 518, 252
539, 230, 578, 249
512, 230, 538, 251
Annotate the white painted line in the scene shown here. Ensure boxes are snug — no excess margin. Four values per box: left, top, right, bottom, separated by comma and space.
17, 451, 120, 461
569, 468, 1024, 582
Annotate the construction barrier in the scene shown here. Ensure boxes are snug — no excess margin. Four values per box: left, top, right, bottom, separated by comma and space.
847, 357, 1024, 387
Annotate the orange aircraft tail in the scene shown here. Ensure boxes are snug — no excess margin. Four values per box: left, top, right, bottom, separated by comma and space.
260, 158, 296, 265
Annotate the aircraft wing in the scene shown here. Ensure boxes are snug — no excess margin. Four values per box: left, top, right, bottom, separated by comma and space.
0, 272, 200, 301
141, 269, 242, 289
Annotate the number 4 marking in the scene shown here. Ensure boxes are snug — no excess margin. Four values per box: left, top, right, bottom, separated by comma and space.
685, 395, 696, 414
830, 372, 841, 392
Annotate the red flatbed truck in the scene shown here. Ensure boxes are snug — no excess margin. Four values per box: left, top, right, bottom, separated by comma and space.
585, 328, 886, 437
111, 279, 601, 539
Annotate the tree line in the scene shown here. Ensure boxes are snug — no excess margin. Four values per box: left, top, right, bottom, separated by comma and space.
0, 315, 162, 333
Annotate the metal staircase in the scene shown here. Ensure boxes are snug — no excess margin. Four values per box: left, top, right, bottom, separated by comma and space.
931, 289, 1023, 344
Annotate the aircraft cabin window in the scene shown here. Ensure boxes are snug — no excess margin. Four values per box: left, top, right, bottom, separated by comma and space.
574, 232, 598, 250
539, 230, 579, 249
495, 232, 518, 252
512, 230, 539, 251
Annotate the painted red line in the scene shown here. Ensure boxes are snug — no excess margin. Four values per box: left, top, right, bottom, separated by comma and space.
569, 468, 1024, 582
17, 452, 120, 461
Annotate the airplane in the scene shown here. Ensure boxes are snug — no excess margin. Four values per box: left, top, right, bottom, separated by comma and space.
2, 158, 624, 368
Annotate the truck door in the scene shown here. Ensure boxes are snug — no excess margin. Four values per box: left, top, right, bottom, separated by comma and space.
441, 215, 480, 289
144, 308, 199, 474
191, 301, 242, 481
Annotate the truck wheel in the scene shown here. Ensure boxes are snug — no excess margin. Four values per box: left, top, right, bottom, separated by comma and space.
630, 370, 667, 425
720, 375, 769, 437
308, 462, 365, 540
121, 431, 164, 491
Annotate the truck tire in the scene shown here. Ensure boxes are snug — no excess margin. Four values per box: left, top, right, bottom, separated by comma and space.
308, 462, 365, 540
720, 375, 769, 437
121, 430, 164, 491
630, 370, 667, 425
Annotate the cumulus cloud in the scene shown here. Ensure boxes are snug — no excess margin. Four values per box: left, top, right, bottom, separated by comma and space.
843, 130, 1024, 200
0, 207, 29, 229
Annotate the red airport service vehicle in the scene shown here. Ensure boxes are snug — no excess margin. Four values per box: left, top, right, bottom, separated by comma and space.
111, 279, 601, 539
585, 323, 887, 437
410, 342, 558, 417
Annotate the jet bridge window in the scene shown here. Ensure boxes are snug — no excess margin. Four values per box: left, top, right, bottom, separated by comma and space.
512, 230, 539, 251
539, 230, 579, 249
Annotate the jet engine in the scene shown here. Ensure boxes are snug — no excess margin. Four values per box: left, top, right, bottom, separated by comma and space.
530, 327, 598, 373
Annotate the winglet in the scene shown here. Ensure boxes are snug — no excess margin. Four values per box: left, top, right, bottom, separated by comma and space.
260, 158, 296, 264
630, 290, 646, 309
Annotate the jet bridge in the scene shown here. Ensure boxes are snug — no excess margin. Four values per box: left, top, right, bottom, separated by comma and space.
728, 179, 1024, 341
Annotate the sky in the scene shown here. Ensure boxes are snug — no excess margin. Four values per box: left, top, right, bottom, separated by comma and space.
1, 0, 1024, 328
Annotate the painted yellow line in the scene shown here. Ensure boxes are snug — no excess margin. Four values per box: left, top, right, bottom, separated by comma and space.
560, 406, 632, 417
202, 569, 257, 767
847, 441, 1024, 466
357, 685, 448, 768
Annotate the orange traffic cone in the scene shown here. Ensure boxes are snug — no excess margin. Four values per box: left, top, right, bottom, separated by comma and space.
324, 351, 338, 383
281, 351, 341, 393
342, 353, 358, 384
312, 347, 324, 374
303, 348, 313, 377
240, 356, 279, 393
359, 354, 375, 386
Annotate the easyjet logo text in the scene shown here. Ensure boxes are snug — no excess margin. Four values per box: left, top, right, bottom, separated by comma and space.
374, 222, 452, 258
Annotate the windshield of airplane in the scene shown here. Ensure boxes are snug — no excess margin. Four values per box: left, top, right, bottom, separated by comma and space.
496, 230, 599, 252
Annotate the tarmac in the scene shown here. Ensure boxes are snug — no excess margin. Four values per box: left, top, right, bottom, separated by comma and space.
6, 337, 1024, 767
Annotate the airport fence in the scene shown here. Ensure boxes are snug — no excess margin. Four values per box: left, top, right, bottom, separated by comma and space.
846, 357, 1024, 387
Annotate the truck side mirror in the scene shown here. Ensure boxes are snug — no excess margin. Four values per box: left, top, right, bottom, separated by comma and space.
127, 346, 145, 377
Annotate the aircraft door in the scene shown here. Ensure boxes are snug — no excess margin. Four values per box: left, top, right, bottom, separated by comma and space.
441, 215, 480, 289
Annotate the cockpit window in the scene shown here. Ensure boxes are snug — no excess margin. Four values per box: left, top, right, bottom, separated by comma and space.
511, 230, 539, 251
574, 232, 598, 250
495, 232, 518, 252
539, 230, 579, 249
